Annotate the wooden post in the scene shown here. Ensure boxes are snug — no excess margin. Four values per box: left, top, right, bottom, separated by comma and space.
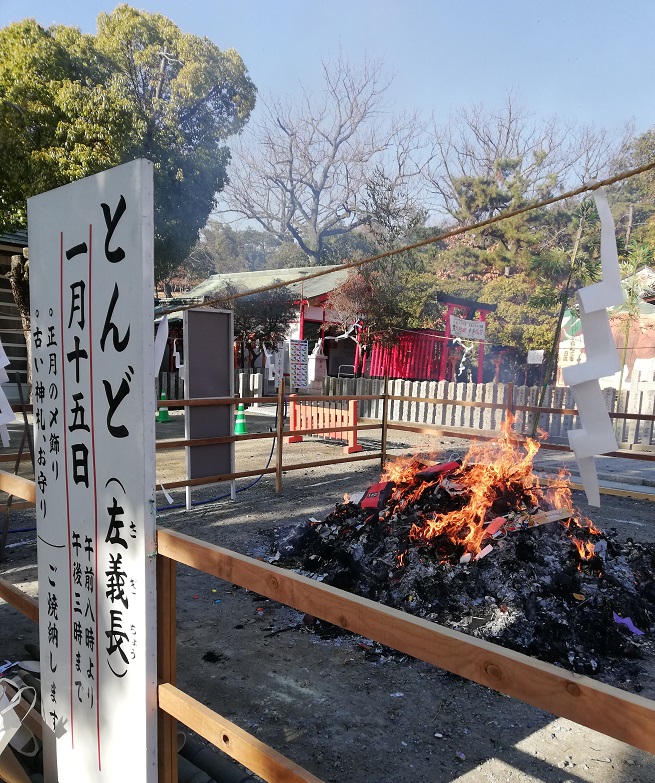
438, 304, 455, 380
345, 399, 363, 454
157, 555, 178, 783
505, 382, 515, 428
380, 375, 389, 469
477, 310, 488, 384
276, 381, 285, 494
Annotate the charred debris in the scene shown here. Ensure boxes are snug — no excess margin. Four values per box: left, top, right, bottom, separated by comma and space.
269, 433, 655, 686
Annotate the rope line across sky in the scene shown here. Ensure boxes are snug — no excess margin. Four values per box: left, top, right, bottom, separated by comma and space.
156, 160, 655, 317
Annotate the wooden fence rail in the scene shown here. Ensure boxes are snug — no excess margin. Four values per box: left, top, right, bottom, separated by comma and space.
160, 371, 655, 449
6, 521, 655, 779
155, 528, 655, 770
4, 386, 655, 781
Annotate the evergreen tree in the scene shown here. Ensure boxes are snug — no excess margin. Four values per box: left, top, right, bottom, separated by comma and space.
0, 5, 256, 285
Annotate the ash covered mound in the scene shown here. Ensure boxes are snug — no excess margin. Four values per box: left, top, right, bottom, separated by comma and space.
270, 431, 655, 687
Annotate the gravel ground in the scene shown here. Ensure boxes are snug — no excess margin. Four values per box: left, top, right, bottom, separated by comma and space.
2, 409, 655, 782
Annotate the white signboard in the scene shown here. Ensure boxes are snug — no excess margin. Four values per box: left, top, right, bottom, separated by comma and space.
527, 349, 545, 364
273, 343, 284, 386
28, 160, 157, 783
449, 315, 486, 341
289, 339, 309, 387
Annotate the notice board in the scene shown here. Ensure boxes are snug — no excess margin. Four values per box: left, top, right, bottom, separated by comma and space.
183, 308, 234, 480
28, 159, 157, 782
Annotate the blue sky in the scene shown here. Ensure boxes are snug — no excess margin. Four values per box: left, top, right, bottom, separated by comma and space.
1, 0, 654, 136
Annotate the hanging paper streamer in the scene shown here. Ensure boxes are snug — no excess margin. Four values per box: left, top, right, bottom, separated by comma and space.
173, 338, 185, 382
154, 314, 169, 378
159, 483, 174, 505
562, 186, 623, 506
451, 336, 475, 378
0, 338, 16, 447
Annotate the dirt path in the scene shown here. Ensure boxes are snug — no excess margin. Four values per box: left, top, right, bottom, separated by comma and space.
2, 410, 655, 782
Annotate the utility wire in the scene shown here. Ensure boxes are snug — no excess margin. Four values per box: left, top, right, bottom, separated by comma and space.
157, 160, 655, 317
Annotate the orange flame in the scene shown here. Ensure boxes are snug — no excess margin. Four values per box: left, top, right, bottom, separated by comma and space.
571, 537, 603, 575
572, 538, 595, 560
381, 417, 593, 560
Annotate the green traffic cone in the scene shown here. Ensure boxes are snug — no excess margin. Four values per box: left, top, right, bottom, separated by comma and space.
157, 390, 170, 423
234, 403, 247, 435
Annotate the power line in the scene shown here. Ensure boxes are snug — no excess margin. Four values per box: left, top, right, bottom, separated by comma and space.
157, 159, 655, 317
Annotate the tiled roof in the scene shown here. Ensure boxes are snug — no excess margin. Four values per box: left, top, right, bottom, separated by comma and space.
186, 265, 350, 301
0, 229, 28, 248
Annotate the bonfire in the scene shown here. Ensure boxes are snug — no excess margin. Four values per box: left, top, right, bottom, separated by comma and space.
272, 423, 654, 683
378, 419, 603, 570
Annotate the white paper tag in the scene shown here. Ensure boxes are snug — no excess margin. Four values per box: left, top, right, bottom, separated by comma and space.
160, 483, 174, 505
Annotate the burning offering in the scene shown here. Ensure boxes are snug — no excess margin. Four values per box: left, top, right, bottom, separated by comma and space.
272, 425, 655, 687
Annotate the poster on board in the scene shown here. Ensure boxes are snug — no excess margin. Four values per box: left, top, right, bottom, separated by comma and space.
28, 159, 157, 783
289, 339, 309, 388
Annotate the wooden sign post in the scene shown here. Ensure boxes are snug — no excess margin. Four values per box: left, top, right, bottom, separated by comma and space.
28, 160, 157, 782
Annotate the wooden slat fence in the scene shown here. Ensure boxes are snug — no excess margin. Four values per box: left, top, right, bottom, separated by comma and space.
325, 377, 655, 450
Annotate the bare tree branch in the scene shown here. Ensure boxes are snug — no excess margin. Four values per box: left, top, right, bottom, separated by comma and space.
219, 53, 425, 263
424, 94, 623, 224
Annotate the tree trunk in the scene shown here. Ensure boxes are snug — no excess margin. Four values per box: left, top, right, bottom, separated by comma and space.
8, 252, 32, 396
625, 204, 634, 250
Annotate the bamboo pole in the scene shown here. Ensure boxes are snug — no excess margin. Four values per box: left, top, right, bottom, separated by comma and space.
281, 453, 381, 473
356, 395, 654, 422
157, 432, 277, 449
159, 467, 277, 490
158, 394, 381, 408
156, 423, 382, 452
385, 422, 655, 462
386, 396, 506, 409
158, 454, 382, 492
